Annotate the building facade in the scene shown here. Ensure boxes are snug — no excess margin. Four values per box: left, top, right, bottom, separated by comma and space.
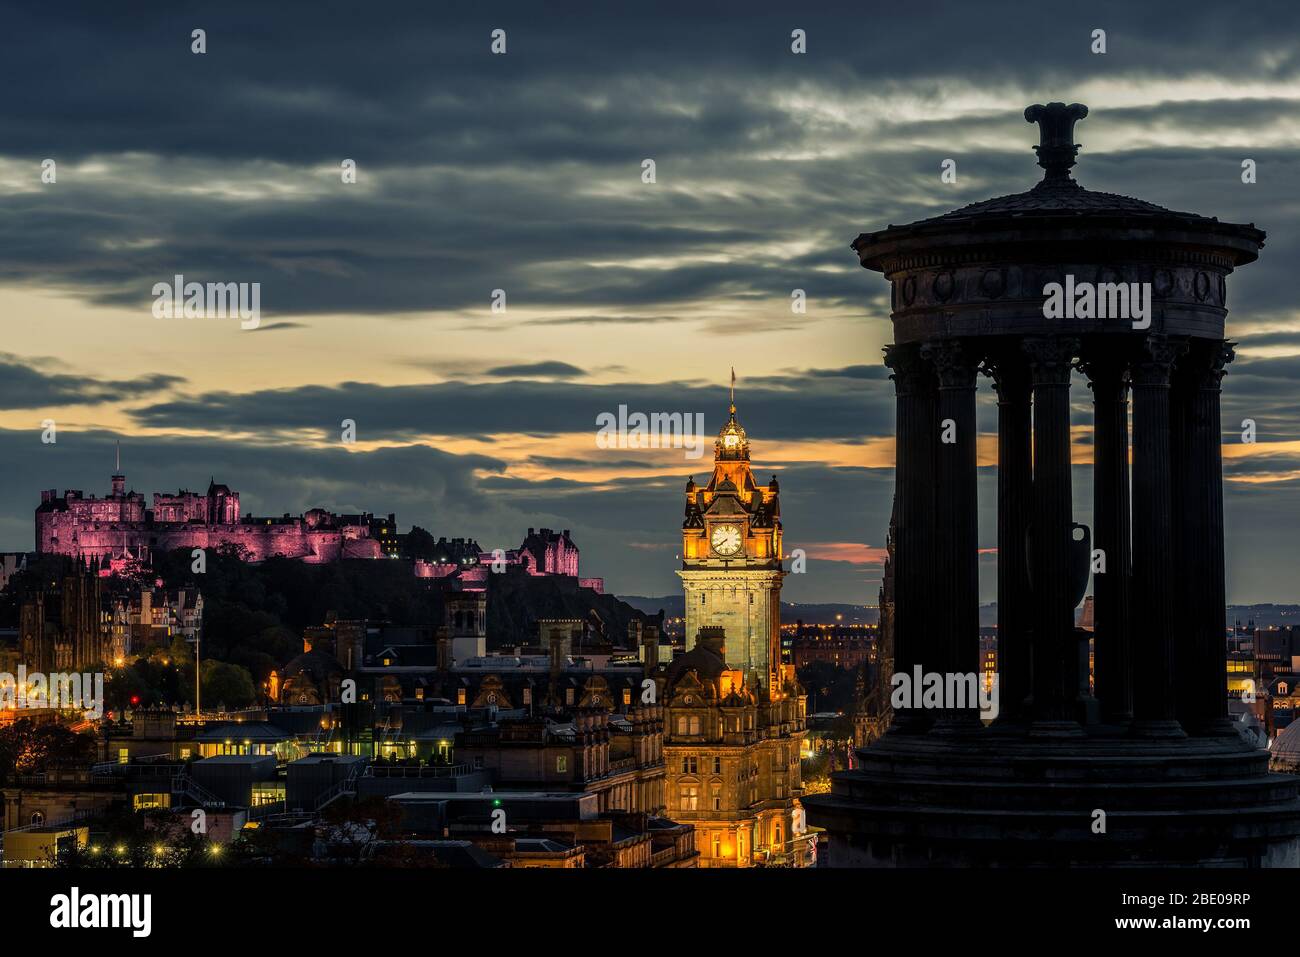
664, 395, 808, 867
37, 472, 391, 564
678, 395, 783, 685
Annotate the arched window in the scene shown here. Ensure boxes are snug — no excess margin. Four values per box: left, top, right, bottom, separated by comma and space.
30, 812, 44, 826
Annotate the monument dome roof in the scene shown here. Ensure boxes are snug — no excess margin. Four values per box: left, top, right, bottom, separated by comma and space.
911, 175, 1199, 224
853, 101, 1264, 268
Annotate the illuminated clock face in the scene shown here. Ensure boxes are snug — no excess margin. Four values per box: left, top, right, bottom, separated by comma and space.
711, 524, 742, 556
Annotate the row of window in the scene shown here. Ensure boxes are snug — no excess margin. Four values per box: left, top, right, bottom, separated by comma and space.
698, 593, 759, 603
680, 756, 724, 775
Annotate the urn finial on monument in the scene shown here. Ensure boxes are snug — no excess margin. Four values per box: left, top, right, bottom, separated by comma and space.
1024, 102, 1089, 182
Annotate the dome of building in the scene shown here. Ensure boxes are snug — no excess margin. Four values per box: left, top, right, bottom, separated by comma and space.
1270, 721, 1300, 770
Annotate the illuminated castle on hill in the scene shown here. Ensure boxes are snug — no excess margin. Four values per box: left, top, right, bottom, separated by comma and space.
36, 464, 394, 565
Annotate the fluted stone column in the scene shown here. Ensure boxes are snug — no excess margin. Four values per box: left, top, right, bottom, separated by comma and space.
1173, 339, 1237, 735
1023, 336, 1081, 733
884, 344, 938, 733
1130, 335, 1188, 737
1078, 350, 1134, 723
984, 346, 1033, 723
1171, 353, 1192, 728
923, 340, 981, 729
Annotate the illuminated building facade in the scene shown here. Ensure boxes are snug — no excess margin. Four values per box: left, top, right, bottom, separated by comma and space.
678, 392, 783, 685
37, 472, 391, 564
664, 394, 808, 867
19, 567, 115, 672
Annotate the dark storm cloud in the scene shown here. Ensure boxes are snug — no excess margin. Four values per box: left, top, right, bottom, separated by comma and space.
485, 361, 586, 379
0, 354, 183, 409
128, 372, 896, 442
5, 0, 1297, 164
2, 1, 1298, 319
1221, 357, 1300, 442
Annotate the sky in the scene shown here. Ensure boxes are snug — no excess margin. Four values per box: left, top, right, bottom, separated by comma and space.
0, 0, 1298, 604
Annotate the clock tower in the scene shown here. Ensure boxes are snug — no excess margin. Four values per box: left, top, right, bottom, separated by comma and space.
678, 379, 785, 689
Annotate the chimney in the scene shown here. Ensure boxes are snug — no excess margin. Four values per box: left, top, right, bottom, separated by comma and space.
642, 622, 660, 676
538, 619, 577, 675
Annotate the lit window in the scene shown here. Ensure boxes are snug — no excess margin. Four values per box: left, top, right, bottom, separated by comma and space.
557, 755, 568, 773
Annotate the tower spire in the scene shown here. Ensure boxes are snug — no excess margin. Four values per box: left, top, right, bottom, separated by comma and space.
730, 367, 736, 416
111, 440, 126, 496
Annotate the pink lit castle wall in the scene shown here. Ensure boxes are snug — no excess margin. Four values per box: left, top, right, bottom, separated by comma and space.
36, 468, 394, 565
414, 527, 604, 593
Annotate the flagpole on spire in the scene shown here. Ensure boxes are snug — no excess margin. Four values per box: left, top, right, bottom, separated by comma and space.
115, 440, 120, 473
730, 367, 736, 415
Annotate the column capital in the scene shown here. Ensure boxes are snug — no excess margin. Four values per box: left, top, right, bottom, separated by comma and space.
1176, 338, 1236, 391
1131, 335, 1189, 387
1074, 349, 1129, 386
1022, 336, 1079, 385
980, 347, 1032, 400
921, 339, 979, 389
883, 344, 933, 396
